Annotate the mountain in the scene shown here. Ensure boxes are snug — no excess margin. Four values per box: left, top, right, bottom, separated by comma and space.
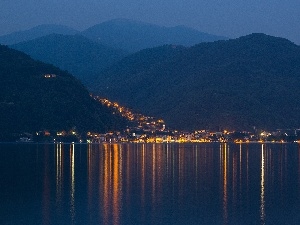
0, 44, 126, 137
94, 34, 300, 131
81, 18, 226, 52
0, 24, 78, 45
11, 34, 127, 86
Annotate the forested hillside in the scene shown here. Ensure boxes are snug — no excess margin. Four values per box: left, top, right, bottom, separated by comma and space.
95, 34, 300, 130
0, 45, 126, 138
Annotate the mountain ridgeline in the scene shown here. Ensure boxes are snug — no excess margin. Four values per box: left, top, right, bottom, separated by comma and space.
11, 34, 127, 87
2, 19, 226, 53
95, 34, 300, 131
81, 18, 226, 52
0, 45, 126, 137
6, 19, 225, 86
0, 24, 78, 45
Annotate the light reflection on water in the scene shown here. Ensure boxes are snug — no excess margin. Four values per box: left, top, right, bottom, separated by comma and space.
55, 143, 63, 217
260, 144, 265, 225
221, 143, 228, 225
1, 143, 300, 224
70, 143, 75, 224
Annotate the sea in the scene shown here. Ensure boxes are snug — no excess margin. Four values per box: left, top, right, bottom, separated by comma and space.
0, 142, 300, 225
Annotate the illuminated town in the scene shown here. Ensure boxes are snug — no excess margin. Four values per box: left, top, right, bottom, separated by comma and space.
16, 96, 300, 143
26, 96, 300, 144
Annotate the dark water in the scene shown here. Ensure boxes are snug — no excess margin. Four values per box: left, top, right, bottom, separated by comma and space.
0, 143, 300, 225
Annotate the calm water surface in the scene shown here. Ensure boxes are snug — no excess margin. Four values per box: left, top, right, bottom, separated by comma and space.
1, 143, 300, 225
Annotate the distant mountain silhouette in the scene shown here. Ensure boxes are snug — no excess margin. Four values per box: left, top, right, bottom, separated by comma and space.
0, 24, 78, 45
0, 45, 126, 136
81, 18, 226, 52
95, 33, 300, 131
11, 34, 127, 86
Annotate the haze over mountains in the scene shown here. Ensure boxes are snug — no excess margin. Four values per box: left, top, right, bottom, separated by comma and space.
95, 34, 300, 131
2, 18, 225, 50
0, 24, 78, 45
81, 18, 226, 52
11, 34, 127, 86
8, 18, 225, 86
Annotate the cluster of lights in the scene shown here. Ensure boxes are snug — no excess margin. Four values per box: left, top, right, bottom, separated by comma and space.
95, 96, 165, 127
97, 98, 136, 121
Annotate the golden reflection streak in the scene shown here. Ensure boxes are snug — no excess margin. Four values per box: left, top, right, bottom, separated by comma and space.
284, 145, 287, 189
239, 144, 242, 199
172, 145, 175, 199
166, 144, 169, 178
246, 145, 249, 200
219, 144, 223, 188
195, 145, 198, 194
70, 143, 75, 224
232, 146, 237, 210
102, 144, 110, 225
42, 145, 50, 225
160, 145, 164, 202
56, 143, 63, 209
152, 144, 156, 205
156, 144, 163, 204
112, 144, 121, 225
178, 144, 184, 202
260, 144, 266, 225
269, 148, 273, 187
87, 144, 92, 216
125, 143, 130, 208
141, 144, 145, 207
222, 143, 228, 225
298, 144, 300, 188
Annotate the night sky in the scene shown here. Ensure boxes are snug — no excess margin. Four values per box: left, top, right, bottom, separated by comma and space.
1, 0, 299, 44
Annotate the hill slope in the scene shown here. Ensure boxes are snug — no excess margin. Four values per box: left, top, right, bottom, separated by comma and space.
0, 45, 126, 136
81, 18, 226, 52
95, 34, 300, 131
11, 34, 127, 86
0, 24, 78, 45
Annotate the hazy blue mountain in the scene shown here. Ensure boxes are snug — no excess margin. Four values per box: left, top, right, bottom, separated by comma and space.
0, 24, 78, 45
95, 34, 300, 131
0, 44, 126, 137
81, 18, 226, 52
11, 34, 127, 86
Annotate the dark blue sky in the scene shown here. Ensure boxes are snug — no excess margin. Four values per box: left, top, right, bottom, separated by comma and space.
1, 0, 300, 44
